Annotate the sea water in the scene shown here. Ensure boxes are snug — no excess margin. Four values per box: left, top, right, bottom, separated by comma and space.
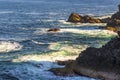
0, 0, 119, 80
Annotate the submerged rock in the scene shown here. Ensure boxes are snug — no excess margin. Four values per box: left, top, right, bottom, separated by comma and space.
50, 32, 120, 80
47, 28, 60, 32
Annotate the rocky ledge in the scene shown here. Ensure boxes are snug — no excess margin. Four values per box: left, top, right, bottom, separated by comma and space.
49, 32, 120, 80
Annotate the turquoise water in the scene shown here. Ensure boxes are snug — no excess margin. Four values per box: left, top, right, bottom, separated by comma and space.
0, 0, 119, 80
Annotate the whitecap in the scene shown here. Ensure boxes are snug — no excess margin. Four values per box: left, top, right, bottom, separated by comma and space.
58, 20, 106, 27
25, 12, 43, 15
0, 41, 23, 53
60, 28, 117, 36
32, 40, 51, 45
0, 11, 14, 14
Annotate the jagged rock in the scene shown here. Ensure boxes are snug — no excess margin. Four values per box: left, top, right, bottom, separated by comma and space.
67, 13, 82, 23
67, 13, 102, 23
50, 33, 120, 80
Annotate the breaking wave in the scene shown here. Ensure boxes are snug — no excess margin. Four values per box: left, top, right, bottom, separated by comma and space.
0, 41, 23, 53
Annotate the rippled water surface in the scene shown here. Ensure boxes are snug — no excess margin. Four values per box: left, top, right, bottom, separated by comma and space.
0, 0, 119, 80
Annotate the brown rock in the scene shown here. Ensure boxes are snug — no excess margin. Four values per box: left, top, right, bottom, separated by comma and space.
67, 13, 82, 23
47, 28, 60, 32
67, 13, 102, 23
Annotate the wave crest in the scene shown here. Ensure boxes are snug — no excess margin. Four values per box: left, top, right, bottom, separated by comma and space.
0, 41, 23, 53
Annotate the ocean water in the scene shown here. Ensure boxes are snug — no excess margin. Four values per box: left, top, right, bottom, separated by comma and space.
0, 0, 119, 80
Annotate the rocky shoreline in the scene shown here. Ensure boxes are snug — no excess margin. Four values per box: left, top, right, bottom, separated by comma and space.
50, 31, 120, 80
67, 5, 120, 32
50, 5, 120, 80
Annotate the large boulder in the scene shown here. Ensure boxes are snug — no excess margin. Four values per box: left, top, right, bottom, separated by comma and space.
67, 13, 82, 23
50, 33, 120, 80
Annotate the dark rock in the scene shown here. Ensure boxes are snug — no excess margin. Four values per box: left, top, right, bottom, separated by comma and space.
101, 17, 111, 23
106, 5, 120, 32
107, 19, 120, 32
111, 12, 120, 20
119, 4, 120, 12
47, 28, 60, 32
117, 31, 120, 37
50, 33, 120, 80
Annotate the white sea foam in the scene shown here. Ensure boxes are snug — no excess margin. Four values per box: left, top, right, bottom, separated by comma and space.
58, 20, 106, 26
0, 11, 14, 14
60, 28, 117, 36
25, 12, 43, 15
0, 41, 22, 52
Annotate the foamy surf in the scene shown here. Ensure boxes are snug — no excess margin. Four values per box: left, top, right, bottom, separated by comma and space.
10, 46, 96, 80
0, 41, 22, 53
58, 20, 106, 27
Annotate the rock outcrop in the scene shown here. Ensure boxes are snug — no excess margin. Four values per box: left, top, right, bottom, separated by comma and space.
67, 13, 110, 23
106, 5, 120, 32
50, 32, 120, 80
67, 5, 120, 32
67, 13, 82, 23
67, 13, 102, 23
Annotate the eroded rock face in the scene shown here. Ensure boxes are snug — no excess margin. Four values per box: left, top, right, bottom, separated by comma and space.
50, 34, 120, 80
